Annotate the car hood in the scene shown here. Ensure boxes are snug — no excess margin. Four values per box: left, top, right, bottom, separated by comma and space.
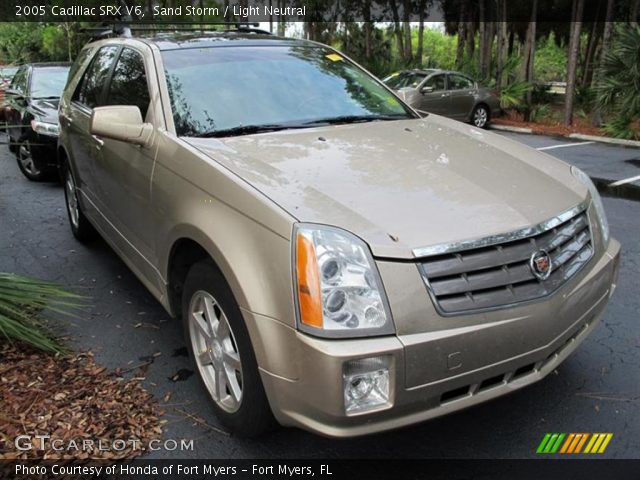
185, 115, 587, 259
30, 97, 60, 124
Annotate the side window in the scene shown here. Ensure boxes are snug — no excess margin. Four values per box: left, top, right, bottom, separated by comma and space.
73, 45, 119, 109
67, 47, 94, 87
10, 67, 27, 93
105, 48, 151, 119
424, 75, 446, 91
448, 75, 474, 91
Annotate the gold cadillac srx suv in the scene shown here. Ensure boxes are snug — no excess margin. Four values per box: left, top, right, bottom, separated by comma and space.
58, 31, 620, 437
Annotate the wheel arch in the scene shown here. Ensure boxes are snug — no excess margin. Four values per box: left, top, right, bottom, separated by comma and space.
164, 228, 249, 320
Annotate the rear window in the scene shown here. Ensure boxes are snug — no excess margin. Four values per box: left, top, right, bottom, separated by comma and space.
383, 71, 430, 89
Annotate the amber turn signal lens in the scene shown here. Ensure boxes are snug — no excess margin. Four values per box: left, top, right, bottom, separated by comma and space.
296, 232, 323, 328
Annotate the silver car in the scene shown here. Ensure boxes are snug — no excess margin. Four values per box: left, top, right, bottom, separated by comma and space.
383, 69, 501, 128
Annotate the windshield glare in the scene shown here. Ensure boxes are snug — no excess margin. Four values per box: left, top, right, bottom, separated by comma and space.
31, 67, 70, 98
161, 46, 414, 137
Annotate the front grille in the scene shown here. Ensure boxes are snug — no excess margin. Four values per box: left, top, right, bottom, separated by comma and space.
418, 206, 594, 314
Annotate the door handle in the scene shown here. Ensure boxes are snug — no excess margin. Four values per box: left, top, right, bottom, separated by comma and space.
441, 93, 450, 97
60, 114, 73, 126
91, 135, 104, 150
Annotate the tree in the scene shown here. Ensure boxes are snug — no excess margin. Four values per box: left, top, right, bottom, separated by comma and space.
595, 24, 640, 137
495, 0, 508, 91
415, 0, 429, 63
564, 0, 585, 126
521, 0, 538, 120
593, 0, 616, 125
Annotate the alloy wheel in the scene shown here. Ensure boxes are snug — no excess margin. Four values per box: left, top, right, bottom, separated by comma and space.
18, 141, 41, 176
65, 169, 80, 229
189, 290, 243, 413
473, 107, 488, 128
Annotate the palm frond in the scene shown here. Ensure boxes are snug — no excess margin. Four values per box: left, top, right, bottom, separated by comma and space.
0, 273, 84, 354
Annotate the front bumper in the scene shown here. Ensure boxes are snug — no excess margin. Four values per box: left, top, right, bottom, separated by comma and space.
247, 239, 620, 438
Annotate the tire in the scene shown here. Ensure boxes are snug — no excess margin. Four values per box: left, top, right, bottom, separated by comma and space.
182, 260, 276, 437
62, 159, 96, 242
7, 133, 17, 153
471, 104, 490, 129
16, 140, 48, 181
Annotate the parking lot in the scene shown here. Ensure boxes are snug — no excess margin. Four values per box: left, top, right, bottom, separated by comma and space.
0, 130, 638, 459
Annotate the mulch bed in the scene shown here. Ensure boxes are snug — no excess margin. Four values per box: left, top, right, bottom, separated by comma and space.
0, 343, 164, 460
494, 115, 605, 138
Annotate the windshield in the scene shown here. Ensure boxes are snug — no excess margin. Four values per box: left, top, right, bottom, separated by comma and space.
161, 46, 415, 137
383, 71, 432, 90
31, 67, 70, 98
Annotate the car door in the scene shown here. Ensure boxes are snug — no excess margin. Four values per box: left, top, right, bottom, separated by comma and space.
447, 74, 477, 120
94, 46, 162, 289
414, 74, 450, 116
64, 45, 120, 212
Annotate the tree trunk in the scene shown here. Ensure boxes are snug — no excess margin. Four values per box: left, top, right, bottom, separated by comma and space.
389, 0, 404, 60
479, 0, 487, 77
496, 0, 507, 91
483, 22, 495, 80
565, 0, 585, 126
522, 0, 538, 121
277, 0, 285, 36
466, 20, 476, 61
416, 0, 427, 63
402, 0, 413, 61
455, 4, 467, 69
582, 24, 601, 87
363, 0, 372, 59
593, 0, 616, 125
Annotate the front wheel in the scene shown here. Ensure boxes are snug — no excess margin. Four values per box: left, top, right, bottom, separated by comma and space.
182, 260, 276, 437
16, 140, 47, 181
472, 105, 490, 129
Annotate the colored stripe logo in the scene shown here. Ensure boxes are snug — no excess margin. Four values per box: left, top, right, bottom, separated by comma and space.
536, 433, 613, 454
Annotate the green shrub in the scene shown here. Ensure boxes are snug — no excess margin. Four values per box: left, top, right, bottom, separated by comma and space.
602, 117, 638, 140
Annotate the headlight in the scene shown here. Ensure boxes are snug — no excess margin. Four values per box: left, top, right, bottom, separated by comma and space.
571, 166, 609, 245
31, 119, 59, 137
294, 224, 394, 338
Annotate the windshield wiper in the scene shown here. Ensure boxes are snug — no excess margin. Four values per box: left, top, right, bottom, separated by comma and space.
301, 114, 407, 126
195, 124, 306, 138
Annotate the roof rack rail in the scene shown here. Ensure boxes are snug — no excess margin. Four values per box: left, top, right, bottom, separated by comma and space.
79, 22, 273, 40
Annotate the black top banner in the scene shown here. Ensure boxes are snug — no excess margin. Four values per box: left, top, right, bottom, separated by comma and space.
0, 0, 638, 23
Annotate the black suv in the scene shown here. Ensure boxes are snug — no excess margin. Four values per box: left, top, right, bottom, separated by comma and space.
4, 62, 70, 181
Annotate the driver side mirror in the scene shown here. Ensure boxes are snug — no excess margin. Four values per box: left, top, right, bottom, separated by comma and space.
421, 86, 435, 94
90, 106, 153, 147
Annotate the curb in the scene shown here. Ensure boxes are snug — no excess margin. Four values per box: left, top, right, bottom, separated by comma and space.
490, 124, 640, 148
568, 133, 640, 148
490, 124, 533, 134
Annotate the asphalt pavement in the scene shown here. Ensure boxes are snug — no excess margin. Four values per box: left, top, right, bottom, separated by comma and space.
0, 131, 638, 459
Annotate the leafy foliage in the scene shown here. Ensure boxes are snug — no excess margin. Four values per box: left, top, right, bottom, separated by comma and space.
595, 25, 640, 124
530, 103, 553, 123
499, 81, 532, 109
534, 33, 567, 82
602, 116, 638, 140
0, 273, 82, 353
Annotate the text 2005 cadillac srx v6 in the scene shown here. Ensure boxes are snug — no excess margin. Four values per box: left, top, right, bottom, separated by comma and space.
57, 32, 620, 437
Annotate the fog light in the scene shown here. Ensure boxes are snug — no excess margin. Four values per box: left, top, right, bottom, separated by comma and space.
343, 356, 391, 414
